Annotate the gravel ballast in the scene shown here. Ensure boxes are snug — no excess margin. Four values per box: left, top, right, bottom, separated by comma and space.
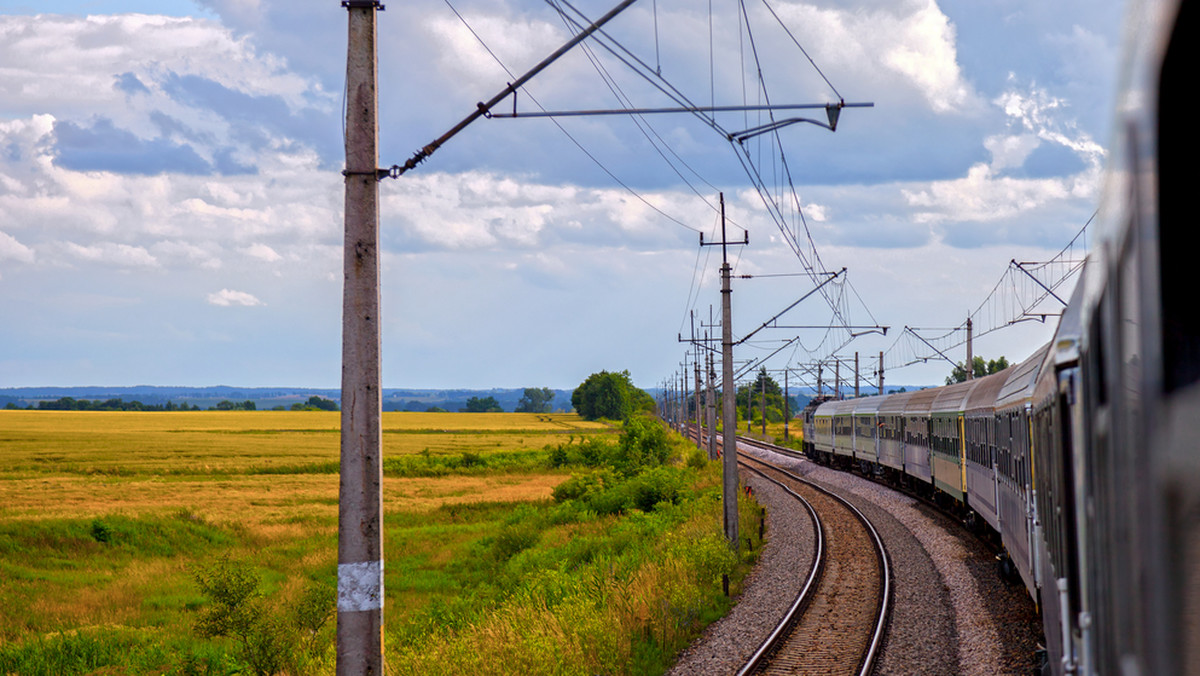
668, 444, 1042, 674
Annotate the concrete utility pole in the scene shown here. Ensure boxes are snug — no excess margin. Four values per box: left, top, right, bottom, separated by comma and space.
739, 381, 748, 434
339, 1, 384, 673
680, 365, 688, 434
878, 351, 884, 395
694, 348, 703, 451
700, 192, 745, 550
707, 341, 717, 460
854, 352, 860, 399
783, 369, 789, 441
760, 373, 766, 435
965, 317, 974, 380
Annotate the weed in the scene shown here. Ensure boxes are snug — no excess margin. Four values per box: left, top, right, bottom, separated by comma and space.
192, 556, 333, 676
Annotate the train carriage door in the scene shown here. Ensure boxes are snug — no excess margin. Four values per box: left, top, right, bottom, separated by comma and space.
958, 414, 967, 496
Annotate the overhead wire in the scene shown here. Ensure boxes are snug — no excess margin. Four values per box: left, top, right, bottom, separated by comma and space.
443, 0, 869, 381
440, 0, 701, 233
547, 0, 721, 201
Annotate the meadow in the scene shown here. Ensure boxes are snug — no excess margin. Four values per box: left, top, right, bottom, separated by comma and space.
0, 411, 761, 675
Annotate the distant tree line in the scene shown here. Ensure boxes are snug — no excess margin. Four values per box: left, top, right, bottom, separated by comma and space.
461, 396, 503, 412
28, 397, 203, 411
12, 395, 339, 412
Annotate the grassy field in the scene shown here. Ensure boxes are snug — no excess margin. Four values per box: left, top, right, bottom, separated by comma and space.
0, 411, 760, 675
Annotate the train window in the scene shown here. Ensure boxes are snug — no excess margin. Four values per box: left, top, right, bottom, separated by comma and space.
1158, 0, 1200, 392
1089, 297, 1108, 406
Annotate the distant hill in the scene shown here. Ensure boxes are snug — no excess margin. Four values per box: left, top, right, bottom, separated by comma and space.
0, 386, 576, 413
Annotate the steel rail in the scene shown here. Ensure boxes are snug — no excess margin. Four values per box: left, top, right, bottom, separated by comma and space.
737, 442, 892, 676
734, 460, 825, 676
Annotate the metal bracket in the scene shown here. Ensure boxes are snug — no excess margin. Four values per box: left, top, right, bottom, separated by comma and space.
342, 168, 400, 181
342, 1, 385, 10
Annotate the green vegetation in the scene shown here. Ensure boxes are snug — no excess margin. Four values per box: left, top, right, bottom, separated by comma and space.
462, 396, 504, 412
291, 396, 338, 412
571, 370, 655, 420
946, 355, 1010, 384
514, 387, 555, 413
735, 368, 789, 426
192, 557, 333, 676
32, 396, 203, 411
0, 410, 762, 675
25, 395, 341, 412
389, 414, 763, 675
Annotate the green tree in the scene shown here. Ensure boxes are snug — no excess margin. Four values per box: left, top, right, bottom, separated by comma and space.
737, 368, 787, 425
304, 396, 338, 411
193, 557, 333, 676
946, 355, 1010, 385
462, 396, 503, 413
571, 370, 654, 420
515, 387, 555, 413
193, 557, 290, 676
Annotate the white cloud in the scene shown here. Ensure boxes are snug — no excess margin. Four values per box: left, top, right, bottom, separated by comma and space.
151, 240, 223, 269
902, 163, 1068, 223
984, 133, 1041, 171
206, 288, 263, 306
241, 243, 282, 262
424, 13, 565, 91
0, 114, 340, 273
386, 170, 704, 252
878, 1, 972, 112
0, 230, 35, 264
762, 0, 976, 113
0, 14, 326, 115
0, 0, 1125, 389
64, 241, 160, 268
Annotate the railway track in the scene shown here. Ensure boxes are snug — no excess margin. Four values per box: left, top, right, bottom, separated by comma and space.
737, 451, 891, 675
684, 426, 892, 675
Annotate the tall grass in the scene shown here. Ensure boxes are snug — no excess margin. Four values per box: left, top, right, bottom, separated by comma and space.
0, 412, 766, 675
387, 418, 765, 675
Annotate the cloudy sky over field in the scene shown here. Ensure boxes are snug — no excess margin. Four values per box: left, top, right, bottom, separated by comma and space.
0, 0, 1123, 390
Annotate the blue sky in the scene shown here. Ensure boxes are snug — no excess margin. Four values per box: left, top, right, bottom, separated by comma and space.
0, 0, 1123, 390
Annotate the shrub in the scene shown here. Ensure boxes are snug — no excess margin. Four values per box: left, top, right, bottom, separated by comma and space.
613, 415, 671, 475
552, 470, 612, 503
548, 444, 569, 468
192, 557, 333, 676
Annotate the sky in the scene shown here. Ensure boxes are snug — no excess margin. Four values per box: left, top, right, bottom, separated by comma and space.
0, 0, 1125, 391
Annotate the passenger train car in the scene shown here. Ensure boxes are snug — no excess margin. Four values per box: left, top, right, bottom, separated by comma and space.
802, 1, 1198, 671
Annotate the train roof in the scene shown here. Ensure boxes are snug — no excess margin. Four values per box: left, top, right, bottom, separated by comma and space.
853, 395, 887, 415
966, 368, 1013, 415
996, 343, 1052, 411
903, 386, 941, 414
878, 390, 916, 413
813, 398, 840, 417
931, 379, 980, 414
832, 398, 858, 416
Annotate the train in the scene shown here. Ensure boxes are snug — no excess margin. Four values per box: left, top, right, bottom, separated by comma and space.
801, 1, 1197, 673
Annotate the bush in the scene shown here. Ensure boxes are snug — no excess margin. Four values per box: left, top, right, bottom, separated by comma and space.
613, 416, 671, 475
552, 470, 612, 503
192, 557, 333, 676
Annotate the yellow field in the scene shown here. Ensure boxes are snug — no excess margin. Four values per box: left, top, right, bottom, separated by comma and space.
0, 410, 611, 475
0, 411, 616, 650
